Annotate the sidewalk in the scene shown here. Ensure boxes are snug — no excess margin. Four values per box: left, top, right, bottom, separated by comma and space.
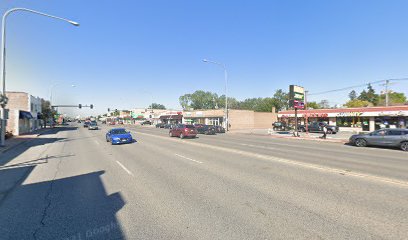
0, 127, 55, 154
229, 128, 352, 143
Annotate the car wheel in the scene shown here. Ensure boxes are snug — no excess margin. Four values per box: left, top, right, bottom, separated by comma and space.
180, 133, 184, 139
400, 142, 408, 151
106, 137, 109, 142
355, 138, 367, 147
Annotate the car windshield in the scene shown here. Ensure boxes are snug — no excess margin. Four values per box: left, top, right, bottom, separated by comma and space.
111, 129, 127, 134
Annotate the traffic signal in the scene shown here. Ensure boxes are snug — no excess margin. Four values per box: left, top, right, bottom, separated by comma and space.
90, 104, 93, 109
79, 104, 82, 109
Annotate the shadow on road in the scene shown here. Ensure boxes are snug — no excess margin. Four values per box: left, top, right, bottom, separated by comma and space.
0, 137, 66, 167
0, 170, 126, 239
37, 126, 78, 136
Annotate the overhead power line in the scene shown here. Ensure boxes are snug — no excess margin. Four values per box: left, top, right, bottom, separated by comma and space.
308, 78, 408, 96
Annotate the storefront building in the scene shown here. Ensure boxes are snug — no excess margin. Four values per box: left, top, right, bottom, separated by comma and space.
183, 109, 278, 130
159, 111, 183, 124
4, 92, 43, 135
183, 110, 225, 126
278, 105, 408, 132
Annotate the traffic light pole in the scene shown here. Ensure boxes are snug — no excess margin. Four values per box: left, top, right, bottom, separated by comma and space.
52, 104, 94, 109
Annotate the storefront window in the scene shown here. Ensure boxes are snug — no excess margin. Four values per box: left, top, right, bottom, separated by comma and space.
208, 117, 223, 126
375, 117, 401, 130
336, 117, 368, 129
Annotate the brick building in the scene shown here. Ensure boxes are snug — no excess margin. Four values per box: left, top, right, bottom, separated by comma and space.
4, 92, 42, 135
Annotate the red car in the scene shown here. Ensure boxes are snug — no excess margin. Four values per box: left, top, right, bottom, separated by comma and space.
169, 124, 197, 139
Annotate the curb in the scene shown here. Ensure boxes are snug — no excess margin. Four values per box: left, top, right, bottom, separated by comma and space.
0, 128, 55, 154
238, 132, 348, 144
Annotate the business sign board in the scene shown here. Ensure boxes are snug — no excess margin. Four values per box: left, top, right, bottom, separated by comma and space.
289, 85, 304, 108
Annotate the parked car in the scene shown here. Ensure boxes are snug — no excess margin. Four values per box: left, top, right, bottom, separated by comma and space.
83, 121, 90, 128
349, 128, 408, 151
196, 125, 216, 135
163, 124, 171, 129
88, 122, 98, 130
299, 122, 339, 134
169, 124, 198, 139
155, 123, 164, 128
141, 120, 152, 125
272, 121, 291, 131
213, 125, 226, 133
106, 128, 133, 145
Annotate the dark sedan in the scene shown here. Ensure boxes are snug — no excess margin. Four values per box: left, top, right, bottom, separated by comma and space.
213, 125, 226, 133
196, 125, 216, 135
349, 128, 408, 151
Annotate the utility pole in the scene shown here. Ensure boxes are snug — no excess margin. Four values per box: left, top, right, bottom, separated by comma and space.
385, 80, 389, 107
304, 90, 308, 133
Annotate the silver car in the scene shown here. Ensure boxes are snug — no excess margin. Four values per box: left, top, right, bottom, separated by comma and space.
88, 122, 98, 130
349, 128, 408, 151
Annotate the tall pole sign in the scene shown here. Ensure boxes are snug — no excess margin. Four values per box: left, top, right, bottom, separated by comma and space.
289, 85, 305, 137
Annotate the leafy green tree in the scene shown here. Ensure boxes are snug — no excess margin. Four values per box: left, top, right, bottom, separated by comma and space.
239, 98, 262, 110
271, 89, 289, 112
41, 99, 57, 127
344, 99, 373, 108
190, 91, 218, 109
149, 103, 166, 109
348, 90, 357, 100
358, 84, 379, 105
179, 91, 218, 110
378, 92, 407, 106
307, 101, 320, 109
179, 94, 192, 110
217, 95, 240, 109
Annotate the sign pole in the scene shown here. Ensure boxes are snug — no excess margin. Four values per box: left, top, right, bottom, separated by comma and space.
305, 90, 308, 134
294, 108, 299, 137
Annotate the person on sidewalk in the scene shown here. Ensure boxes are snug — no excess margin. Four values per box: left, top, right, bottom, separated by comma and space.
321, 124, 327, 139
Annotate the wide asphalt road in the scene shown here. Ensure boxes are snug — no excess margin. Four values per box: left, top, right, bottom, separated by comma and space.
0, 123, 407, 240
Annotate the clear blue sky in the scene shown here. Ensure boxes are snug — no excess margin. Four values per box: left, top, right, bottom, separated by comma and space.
2, 0, 408, 116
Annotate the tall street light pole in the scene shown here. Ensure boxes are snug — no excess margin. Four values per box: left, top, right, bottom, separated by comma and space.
203, 59, 229, 131
0, 8, 79, 147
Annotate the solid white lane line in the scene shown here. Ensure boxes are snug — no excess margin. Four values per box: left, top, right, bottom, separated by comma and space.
175, 154, 203, 164
116, 161, 134, 176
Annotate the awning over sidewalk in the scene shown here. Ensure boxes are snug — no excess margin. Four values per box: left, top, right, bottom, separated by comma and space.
160, 115, 182, 120
19, 111, 33, 119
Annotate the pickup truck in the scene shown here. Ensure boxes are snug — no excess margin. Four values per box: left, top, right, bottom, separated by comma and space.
298, 122, 339, 134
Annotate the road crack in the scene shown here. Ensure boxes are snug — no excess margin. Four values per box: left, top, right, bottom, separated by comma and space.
32, 143, 66, 240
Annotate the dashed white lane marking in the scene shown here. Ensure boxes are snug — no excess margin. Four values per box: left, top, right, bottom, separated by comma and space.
134, 131, 408, 188
240, 143, 278, 150
94, 139, 100, 145
116, 161, 134, 176
175, 154, 203, 164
